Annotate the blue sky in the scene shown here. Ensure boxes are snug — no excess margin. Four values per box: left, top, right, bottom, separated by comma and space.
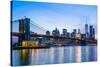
12, 1, 97, 35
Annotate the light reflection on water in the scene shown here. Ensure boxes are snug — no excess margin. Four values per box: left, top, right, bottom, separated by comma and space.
12, 45, 97, 66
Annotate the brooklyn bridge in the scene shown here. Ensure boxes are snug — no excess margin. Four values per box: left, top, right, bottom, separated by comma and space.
11, 18, 97, 48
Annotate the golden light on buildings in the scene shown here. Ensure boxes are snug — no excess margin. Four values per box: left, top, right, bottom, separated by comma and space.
76, 33, 81, 40
22, 41, 39, 47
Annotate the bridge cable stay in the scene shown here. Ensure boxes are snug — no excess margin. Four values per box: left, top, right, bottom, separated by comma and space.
11, 19, 47, 33
12, 20, 19, 23
30, 20, 47, 32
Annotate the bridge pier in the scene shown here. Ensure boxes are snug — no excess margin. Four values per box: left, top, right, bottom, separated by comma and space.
18, 18, 30, 46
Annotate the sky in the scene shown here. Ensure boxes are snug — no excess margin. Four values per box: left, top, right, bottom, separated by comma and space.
11, 1, 97, 35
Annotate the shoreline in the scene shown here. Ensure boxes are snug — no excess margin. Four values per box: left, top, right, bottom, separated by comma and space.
12, 45, 97, 50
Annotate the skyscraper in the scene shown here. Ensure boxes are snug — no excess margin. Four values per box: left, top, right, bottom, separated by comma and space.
62, 29, 67, 37
52, 30, 56, 36
67, 32, 70, 38
89, 25, 93, 39
52, 28, 60, 36
71, 32, 74, 38
85, 24, 88, 33
78, 29, 81, 34
73, 29, 77, 38
92, 28, 95, 40
85, 24, 88, 38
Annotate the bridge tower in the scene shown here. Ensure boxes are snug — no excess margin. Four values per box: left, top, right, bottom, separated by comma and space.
18, 18, 30, 45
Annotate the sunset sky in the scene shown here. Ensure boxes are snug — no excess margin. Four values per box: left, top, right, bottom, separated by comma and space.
12, 1, 97, 35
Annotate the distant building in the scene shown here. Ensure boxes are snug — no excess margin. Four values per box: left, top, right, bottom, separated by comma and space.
62, 29, 67, 37
85, 24, 89, 39
67, 32, 71, 38
52, 28, 60, 41
52, 28, 60, 36
81, 34, 86, 40
73, 29, 77, 38
71, 32, 74, 38
45, 30, 50, 41
89, 25, 93, 39
76, 29, 81, 39
46, 30, 50, 35
85, 24, 88, 35
22, 41, 39, 47
92, 28, 95, 40
52, 30, 55, 36
78, 29, 81, 34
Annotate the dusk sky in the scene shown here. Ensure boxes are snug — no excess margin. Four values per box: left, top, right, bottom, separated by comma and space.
12, 1, 97, 35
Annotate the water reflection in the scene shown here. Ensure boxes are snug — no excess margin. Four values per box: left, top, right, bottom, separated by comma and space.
12, 45, 97, 66
19, 49, 30, 65
76, 46, 81, 62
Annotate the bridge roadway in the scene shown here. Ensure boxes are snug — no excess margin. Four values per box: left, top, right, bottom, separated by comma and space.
11, 32, 80, 40
11, 32, 97, 43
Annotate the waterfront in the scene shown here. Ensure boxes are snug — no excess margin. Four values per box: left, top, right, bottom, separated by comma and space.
12, 45, 97, 66
11, 2, 97, 66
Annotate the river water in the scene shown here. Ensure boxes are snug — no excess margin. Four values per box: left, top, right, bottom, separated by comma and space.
12, 45, 97, 66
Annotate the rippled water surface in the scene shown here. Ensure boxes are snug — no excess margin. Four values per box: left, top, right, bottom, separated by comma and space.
12, 45, 97, 66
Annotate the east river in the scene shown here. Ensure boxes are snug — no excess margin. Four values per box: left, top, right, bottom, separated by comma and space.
12, 45, 97, 66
